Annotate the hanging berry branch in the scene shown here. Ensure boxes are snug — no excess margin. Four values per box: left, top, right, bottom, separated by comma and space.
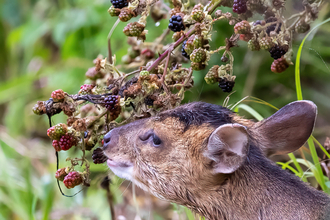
33, 0, 323, 190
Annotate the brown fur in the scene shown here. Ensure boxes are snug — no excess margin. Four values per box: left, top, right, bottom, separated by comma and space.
103, 102, 330, 219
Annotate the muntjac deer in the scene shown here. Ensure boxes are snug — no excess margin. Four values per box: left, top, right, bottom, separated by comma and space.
103, 101, 330, 219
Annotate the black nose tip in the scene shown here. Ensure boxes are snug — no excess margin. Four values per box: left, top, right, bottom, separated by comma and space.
103, 130, 112, 145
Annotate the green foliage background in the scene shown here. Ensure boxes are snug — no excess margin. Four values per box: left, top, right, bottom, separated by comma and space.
0, 0, 330, 219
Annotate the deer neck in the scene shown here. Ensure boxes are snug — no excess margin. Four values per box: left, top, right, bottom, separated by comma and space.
186, 145, 330, 220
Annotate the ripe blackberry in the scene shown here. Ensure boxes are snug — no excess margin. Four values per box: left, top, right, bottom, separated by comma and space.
79, 84, 94, 95
219, 78, 235, 93
234, 20, 250, 34
55, 168, 68, 181
104, 95, 121, 119
51, 89, 65, 102
271, 57, 289, 73
59, 134, 76, 151
52, 140, 61, 151
269, 45, 288, 59
63, 171, 83, 189
233, 0, 247, 14
92, 148, 108, 164
266, 17, 282, 35
111, 0, 128, 9
47, 123, 68, 140
168, 15, 185, 32
181, 40, 190, 59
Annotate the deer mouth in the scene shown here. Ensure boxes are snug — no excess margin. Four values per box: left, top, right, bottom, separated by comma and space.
106, 158, 134, 181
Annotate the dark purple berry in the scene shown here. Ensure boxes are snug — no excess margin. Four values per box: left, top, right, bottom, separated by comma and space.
181, 40, 190, 59
233, 0, 247, 14
104, 95, 121, 119
269, 45, 288, 60
111, 0, 128, 9
219, 79, 235, 93
168, 15, 185, 32
92, 148, 108, 164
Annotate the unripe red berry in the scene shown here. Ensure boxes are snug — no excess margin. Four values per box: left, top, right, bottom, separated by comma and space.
63, 171, 83, 189
59, 134, 77, 151
51, 89, 65, 102
271, 57, 289, 73
234, 21, 250, 34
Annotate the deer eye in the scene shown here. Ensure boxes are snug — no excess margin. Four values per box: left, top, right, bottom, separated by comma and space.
152, 134, 162, 146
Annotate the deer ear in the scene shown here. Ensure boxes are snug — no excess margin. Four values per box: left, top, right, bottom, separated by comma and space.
204, 123, 249, 174
251, 100, 317, 157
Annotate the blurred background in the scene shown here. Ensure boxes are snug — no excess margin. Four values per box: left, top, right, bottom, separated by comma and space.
0, 0, 329, 219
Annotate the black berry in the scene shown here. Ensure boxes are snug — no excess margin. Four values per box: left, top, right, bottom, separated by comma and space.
219, 79, 235, 93
104, 95, 120, 110
269, 45, 288, 60
168, 15, 185, 32
104, 95, 121, 119
111, 0, 128, 9
181, 40, 190, 59
233, 0, 247, 14
92, 148, 108, 164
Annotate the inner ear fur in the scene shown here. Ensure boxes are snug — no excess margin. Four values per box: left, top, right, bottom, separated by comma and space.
251, 100, 317, 157
205, 123, 249, 174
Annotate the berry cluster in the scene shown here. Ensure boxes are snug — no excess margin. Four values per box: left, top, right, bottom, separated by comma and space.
219, 78, 235, 93
63, 171, 83, 189
233, 0, 247, 14
269, 44, 288, 60
168, 15, 185, 32
92, 148, 108, 164
111, 0, 128, 9
104, 95, 121, 119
